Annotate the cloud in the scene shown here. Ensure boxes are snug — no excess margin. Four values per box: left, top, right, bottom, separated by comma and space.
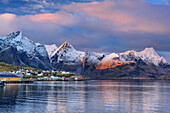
1, 0, 9, 4
29, 12, 76, 26
0, 0, 169, 62
0, 13, 18, 35
62, 0, 170, 35
18, 0, 170, 37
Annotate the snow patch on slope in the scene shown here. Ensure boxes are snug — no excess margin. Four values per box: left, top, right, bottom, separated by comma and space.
99, 53, 119, 63
44, 44, 58, 58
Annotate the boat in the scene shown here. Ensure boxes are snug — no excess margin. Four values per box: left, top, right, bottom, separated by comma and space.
74, 77, 84, 81
64, 78, 70, 81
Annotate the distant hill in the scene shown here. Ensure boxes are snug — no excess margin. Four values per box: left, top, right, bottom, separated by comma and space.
0, 62, 42, 72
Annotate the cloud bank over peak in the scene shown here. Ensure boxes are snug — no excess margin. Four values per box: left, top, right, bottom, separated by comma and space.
0, 0, 170, 62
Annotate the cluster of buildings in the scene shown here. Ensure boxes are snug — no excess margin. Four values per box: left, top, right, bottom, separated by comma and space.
39, 75, 84, 81
10, 69, 71, 77
0, 69, 85, 82
10, 69, 44, 76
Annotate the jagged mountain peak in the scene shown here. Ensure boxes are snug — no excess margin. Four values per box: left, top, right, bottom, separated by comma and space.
120, 47, 156, 55
1, 31, 50, 57
7, 31, 22, 37
51, 41, 85, 63
50, 41, 77, 58
122, 50, 136, 54
141, 47, 158, 55
0, 31, 51, 70
119, 47, 168, 66
58, 41, 75, 51
6, 31, 26, 41
137, 47, 167, 65
1, 31, 35, 44
0, 31, 21, 40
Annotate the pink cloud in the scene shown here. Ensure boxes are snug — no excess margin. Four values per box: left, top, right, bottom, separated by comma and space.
62, 0, 170, 35
1, 0, 167, 36
29, 11, 76, 26
0, 0, 170, 51
0, 1, 169, 61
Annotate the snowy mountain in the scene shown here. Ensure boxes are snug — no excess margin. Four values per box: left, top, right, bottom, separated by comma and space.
0, 31, 35, 55
0, 31, 51, 69
51, 41, 85, 64
0, 31, 169, 76
50, 41, 169, 70
50, 41, 107, 71
119, 47, 168, 67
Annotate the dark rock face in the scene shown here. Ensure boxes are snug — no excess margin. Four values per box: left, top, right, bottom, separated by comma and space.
0, 31, 52, 70
81, 62, 169, 80
159, 61, 170, 68
0, 46, 51, 70
0, 46, 22, 66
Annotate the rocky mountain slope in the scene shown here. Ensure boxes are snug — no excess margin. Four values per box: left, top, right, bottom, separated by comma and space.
50, 41, 107, 72
51, 41, 169, 68
0, 31, 51, 70
0, 31, 169, 79
119, 48, 168, 67
51, 41, 169, 79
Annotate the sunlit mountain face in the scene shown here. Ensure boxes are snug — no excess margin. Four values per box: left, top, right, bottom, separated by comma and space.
0, 0, 169, 63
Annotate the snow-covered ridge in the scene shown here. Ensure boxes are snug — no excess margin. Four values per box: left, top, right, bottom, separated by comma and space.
119, 47, 168, 66
101, 53, 119, 62
0, 31, 168, 68
50, 41, 168, 67
50, 41, 110, 65
0, 31, 48, 57
51, 41, 86, 64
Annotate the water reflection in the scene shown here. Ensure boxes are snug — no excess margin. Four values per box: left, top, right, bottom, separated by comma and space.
0, 80, 170, 113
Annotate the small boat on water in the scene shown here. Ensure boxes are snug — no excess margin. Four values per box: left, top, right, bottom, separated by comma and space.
70, 76, 84, 81
64, 78, 70, 81
74, 77, 84, 81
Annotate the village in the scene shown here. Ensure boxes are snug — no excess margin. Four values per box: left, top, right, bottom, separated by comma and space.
0, 69, 88, 84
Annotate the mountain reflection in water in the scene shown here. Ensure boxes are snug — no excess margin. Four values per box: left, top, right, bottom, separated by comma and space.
0, 80, 170, 113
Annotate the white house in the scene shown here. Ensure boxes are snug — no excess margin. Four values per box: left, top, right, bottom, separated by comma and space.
61, 71, 70, 74
26, 72, 31, 76
37, 72, 43, 76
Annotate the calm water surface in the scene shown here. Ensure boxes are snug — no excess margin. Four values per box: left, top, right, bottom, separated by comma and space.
0, 80, 170, 113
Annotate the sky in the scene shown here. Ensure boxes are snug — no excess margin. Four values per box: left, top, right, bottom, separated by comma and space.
0, 0, 170, 62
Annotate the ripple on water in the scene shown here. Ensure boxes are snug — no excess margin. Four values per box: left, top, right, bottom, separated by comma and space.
0, 80, 170, 113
